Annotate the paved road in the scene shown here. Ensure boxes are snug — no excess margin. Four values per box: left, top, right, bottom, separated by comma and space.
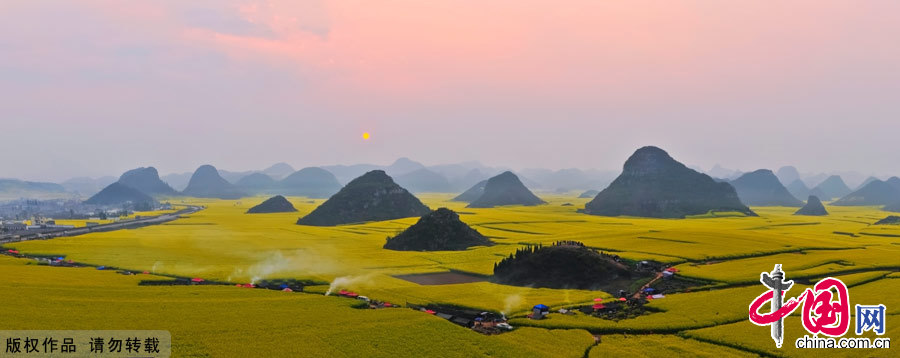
0, 205, 204, 244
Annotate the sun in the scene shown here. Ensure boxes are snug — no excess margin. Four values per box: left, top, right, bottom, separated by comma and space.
362, 132, 370, 140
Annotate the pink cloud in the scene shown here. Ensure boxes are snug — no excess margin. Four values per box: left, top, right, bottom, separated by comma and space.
173, 1, 899, 114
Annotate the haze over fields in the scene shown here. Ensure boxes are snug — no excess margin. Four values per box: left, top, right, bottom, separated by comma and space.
2, 1, 900, 182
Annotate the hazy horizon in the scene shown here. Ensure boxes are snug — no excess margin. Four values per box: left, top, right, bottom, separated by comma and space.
2, 151, 893, 188
3, 1, 900, 182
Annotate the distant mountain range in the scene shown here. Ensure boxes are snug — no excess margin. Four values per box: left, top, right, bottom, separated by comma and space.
60, 176, 117, 196
163, 162, 296, 191
84, 164, 338, 205
703, 165, 875, 191
705, 164, 744, 181
729, 169, 803, 207
785, 179, 811, 202
84, 182, 157, 206
155, 158, 615, 195
775, 166, 801, 186
832, 177, 900, 206
0, 179, 69, 200
118, 167, 178, 196
181, 165, 247, 199
319, 158, 617, 193
276, 167, 343, 198
85, 166, 175, 205
160, 172, 193, 192
810, 175, 852, 201
1, 158, 897, 204
321, 158, 427, 184
394, 168, 454, 193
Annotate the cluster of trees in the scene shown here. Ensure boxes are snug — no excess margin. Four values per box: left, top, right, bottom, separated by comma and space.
494, 244, 542, 272
492, 242, 632, 290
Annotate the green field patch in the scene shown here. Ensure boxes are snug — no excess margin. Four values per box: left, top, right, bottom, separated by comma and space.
743, 222, 821, 230
474, 220, 590, 225
858, 232, 900, 238
474, 225, 550, 235
833, 218, 880, 225
635, 236, 697, 244
331, 228, 372, 235
394, 271, 489, 285
355, 226, 406, 233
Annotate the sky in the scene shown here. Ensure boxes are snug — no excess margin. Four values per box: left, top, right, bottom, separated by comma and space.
2, 1, 899, 181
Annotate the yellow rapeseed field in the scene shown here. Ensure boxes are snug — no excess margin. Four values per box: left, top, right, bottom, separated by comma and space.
3, 194, 898, 356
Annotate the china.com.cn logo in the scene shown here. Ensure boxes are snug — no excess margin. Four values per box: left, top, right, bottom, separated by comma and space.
748, 265, 888, 349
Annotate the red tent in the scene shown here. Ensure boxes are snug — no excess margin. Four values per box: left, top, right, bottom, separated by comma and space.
191, 278, 204, 283
142, 271, 150, 274
593, 298, 603, 302
242, 283, 254, 288
619, 297, 627, 301
665, 267, 678, 272
7, 249, 19, 254
383, 302, 393, 307
282, 288, 293, 292
592, 304, 605, 310
425, 310, 436, 314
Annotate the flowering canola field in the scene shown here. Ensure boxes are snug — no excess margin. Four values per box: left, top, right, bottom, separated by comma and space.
3, 194, 898, 357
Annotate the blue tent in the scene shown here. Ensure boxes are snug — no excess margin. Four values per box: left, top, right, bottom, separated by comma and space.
533, 304, 549, 311
96, 266, 106, 270
642, 287, 657, 294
